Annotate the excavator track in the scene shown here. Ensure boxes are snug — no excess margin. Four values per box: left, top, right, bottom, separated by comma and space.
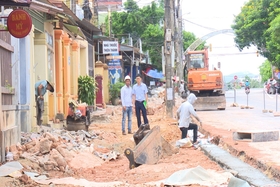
193, 95, 226, 111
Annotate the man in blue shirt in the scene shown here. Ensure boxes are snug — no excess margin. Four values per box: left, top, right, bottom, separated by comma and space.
121, 75, 133, 135
35, 80, 54, 126
132, 74, 149, 128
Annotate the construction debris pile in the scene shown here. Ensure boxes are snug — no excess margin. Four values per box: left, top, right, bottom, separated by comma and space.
6, 129, 120, 174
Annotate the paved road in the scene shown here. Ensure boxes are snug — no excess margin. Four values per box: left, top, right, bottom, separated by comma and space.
226, 88, 280, 112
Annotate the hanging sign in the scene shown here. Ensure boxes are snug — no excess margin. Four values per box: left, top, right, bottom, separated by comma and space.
102, 41, 119, 54
7, 9, 32, 38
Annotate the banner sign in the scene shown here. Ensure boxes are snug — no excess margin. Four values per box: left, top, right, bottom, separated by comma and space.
7, 9, 32, 38
108, 53, 122, 84
103, 41, 118, 54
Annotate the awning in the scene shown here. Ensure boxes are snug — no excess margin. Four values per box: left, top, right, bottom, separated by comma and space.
142, 70, 164, 79
0, 0, 31, 6
63, 23, 86, 39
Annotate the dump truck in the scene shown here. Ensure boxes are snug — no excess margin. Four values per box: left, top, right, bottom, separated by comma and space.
183, 47, 226, 110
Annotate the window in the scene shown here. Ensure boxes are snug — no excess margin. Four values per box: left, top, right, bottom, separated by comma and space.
190, 54, 204, 68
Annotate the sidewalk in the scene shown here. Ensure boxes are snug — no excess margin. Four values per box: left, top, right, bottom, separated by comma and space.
197, 104, 280, 181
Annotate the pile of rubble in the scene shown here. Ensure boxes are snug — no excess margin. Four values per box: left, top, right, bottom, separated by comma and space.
6, 128, 120, 173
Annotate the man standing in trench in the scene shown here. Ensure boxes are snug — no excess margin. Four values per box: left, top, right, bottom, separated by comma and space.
121, 75, 133, 135
35, 80, 54, 126
177, 93, 202, 143
132, 74, 149, 128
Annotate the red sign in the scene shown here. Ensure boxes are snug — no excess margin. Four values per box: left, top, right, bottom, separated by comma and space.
7, 9, 32, 38
234, 75, 238, 80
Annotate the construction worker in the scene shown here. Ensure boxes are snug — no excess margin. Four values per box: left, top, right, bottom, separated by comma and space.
35, 80, 54, 126
176, 93, 202, 144
132, 74, 149, 128
121, 75, 133, 135
179, 80, 185, 95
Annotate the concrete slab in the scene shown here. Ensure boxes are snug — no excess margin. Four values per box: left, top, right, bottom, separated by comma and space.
233, 130, 279, 142
201, 144, 280, 186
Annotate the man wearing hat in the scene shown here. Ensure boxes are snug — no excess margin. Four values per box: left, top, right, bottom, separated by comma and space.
121, 75, 133, 135
132, 74, 149, 128
35, 80, 54, 126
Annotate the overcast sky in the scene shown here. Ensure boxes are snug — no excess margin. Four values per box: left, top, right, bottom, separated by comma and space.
132, 0, 266, 76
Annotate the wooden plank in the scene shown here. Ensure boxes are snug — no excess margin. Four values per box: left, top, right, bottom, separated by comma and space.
0, 38, 14, 52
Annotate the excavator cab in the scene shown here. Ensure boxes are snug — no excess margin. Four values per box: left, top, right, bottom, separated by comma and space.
189, 53, 205, 69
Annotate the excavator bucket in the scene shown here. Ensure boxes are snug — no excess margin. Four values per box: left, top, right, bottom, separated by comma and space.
193, 96, 226, 111
124, 125, 177, 169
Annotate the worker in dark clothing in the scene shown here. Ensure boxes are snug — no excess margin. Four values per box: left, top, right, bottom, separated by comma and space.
35, 80, 54, 126
132, 74, 149, 128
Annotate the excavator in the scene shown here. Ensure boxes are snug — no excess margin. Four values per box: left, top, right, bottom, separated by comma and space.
183, 47, 226, 110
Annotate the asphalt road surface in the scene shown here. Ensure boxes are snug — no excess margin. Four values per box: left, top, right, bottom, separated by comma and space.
226, 88, 280, 112
197, 87, 280, 133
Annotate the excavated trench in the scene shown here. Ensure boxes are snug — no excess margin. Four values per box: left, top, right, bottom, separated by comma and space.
199, 127, 280, 183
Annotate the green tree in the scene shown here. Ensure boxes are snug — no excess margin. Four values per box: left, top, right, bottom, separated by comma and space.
232, 0, 280, 68
107, 0, 164, 69
107, 0, 203, 70
244, 75, 262, 88
182, 31, 205, 51
124, 0, 139, 12
259, 60, 272, 82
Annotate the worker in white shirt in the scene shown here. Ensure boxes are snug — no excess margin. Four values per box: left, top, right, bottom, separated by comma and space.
177, 93, 202, 143
121, 75, 133, 135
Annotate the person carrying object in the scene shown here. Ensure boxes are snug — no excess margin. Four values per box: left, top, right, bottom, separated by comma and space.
121, 75, 133, 135
35, 80, 54, 126
132, 74, 149, 128
176, 93, 202, 144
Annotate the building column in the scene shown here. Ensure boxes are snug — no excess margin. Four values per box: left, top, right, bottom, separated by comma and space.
103, 64, 109, 105
71, 41, 79, 99
29, 26, 36, 130
62, 34, 72, 117
54, 30, 64, 115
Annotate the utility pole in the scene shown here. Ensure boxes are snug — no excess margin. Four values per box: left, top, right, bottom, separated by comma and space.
164, 0, 174, 118
175, 0, 183, 85
108, 5, 112, 37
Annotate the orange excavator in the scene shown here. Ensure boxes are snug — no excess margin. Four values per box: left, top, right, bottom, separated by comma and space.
183, 47, 226, 110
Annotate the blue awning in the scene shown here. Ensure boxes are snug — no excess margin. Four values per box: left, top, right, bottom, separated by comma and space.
142, 69, 164, 79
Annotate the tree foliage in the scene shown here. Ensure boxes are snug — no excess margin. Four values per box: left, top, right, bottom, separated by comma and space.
106, 0, 203, 70
259, 60, 272, 82
106, 0, 164, 69
182, 31, 205, 51
232, 0, 280, 68
244, 75, 262, 88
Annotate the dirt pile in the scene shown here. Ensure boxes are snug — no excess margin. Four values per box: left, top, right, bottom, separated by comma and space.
6, 129, 120, 174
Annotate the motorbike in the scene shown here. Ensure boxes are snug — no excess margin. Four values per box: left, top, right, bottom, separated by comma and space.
245, 86, 250, 94
265, 79, 280, 94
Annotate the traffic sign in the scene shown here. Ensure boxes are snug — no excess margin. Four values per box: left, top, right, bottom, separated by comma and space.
234, 75, 238, 80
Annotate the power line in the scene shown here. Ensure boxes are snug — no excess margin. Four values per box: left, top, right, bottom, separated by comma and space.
183, 19, 216, 31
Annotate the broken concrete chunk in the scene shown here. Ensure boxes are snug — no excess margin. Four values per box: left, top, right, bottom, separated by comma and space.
50, 149, 67, 169
56, 145, 74, 163
44, 132, 58, 142
25, 140, 36, 150
39, 138, 52, 154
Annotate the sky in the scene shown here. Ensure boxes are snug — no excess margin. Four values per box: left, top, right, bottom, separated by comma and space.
129, 0, 266, 76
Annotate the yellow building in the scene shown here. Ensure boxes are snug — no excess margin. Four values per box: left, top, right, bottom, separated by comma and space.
29, 0, 97, 129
